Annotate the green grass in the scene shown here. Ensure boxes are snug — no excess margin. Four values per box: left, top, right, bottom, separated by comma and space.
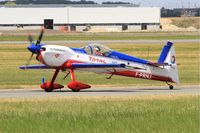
0, 95, 199, 133
0, 32, 199, 41
0, 42, 199, 89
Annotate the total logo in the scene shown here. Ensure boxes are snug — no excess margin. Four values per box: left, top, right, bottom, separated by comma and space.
89, 56, 106, 64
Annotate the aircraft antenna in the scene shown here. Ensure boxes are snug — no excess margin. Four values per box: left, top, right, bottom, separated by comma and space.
147, 47, 150, 60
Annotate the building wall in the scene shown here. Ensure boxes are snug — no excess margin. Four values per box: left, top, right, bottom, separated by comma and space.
0, 7, 160, 25
128, 25, 142, 31
147, 25, 160, 30
0, 8, 68, 24
68, 7, 160, 24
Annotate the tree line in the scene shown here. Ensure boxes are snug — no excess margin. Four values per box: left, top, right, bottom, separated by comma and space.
0, 0, 131, 5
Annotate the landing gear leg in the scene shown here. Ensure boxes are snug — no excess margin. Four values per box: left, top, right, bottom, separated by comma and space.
50, 69, 60, 86
44, 69, 60, 92
166, 82, 174, 90
67, 69, 91, 92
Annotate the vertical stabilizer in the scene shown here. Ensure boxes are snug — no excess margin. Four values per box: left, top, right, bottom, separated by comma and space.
158, 41, 179, 83
158, 41, 173, 63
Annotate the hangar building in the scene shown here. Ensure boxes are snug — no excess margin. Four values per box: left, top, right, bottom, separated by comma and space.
0, 5, 161, 31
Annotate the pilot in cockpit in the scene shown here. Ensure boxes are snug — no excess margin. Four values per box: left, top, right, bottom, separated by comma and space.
94, 46, 103, 56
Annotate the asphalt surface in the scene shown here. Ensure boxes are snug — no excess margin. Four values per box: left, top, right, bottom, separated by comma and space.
0, 39, 199, 45
0, 85, 198, 98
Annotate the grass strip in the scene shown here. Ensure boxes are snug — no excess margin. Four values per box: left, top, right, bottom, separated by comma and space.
0, 95, 199, 133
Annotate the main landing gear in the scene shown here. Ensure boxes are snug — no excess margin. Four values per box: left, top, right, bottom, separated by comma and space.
67, 69, 91, 92
166, 82, 174, 90
40, 69, 64, 92
40, 68, 91, 92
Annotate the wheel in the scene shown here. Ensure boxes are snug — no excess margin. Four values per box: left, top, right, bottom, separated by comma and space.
44, 88, 53, 92
72, 89, 80, 92
169, 85, 173, 90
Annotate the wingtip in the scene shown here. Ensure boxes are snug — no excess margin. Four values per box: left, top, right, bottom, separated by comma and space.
19, 66, 26, 70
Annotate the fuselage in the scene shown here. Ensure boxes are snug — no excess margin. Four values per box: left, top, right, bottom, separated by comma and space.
39, 45, 174, 83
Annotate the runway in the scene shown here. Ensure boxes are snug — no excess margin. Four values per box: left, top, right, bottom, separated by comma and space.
0, 86, 198, 98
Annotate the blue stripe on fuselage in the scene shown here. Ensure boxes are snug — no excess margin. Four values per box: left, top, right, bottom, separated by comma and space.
107, 51, 149, 65
70, 48, 149, 65
70, 48, 87, 54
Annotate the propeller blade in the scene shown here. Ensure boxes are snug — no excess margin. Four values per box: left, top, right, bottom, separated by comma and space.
36, 29, 44, 45
25, 53, 34, 68
28, 34, 34, 44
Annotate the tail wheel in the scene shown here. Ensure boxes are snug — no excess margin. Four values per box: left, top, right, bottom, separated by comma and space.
169, 85, 174, 90
166, 82, 174, 90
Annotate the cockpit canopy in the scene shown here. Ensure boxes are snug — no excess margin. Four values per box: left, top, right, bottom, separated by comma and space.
72, 43, 149, 65
83, 43, 112, 57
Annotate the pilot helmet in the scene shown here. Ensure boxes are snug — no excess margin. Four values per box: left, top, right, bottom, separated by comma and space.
94, 46, 101, 51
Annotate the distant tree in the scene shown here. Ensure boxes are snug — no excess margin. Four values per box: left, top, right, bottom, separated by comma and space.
13, 0, 97, 4
195, 9, 200, 16
0, 1, 8, 5
161, 8, 181, 17
102, 1, 131, 4
4, 1, 16, 5
15, 0, 33, 4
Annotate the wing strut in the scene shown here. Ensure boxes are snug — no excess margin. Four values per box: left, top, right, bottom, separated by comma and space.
63, 71, 70, 80
106, 69, 117, 79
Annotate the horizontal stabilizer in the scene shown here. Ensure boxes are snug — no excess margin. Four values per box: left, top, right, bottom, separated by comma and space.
148, 62, 170, 67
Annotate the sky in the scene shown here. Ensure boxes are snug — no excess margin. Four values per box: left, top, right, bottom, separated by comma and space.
0, 0, 199, 8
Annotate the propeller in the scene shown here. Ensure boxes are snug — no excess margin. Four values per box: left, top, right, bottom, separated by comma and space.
25, 53, 34, 67
36, 29, 44, 46
25, 29, 44, 68
28, 33, 33, 44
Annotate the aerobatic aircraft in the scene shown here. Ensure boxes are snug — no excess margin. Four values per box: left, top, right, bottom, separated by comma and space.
19, 30, 179, 92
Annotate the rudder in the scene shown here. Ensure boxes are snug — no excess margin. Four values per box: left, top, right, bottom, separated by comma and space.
158, 41, 179, 83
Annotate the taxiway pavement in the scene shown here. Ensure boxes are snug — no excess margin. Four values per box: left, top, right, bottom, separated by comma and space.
0, 86, 198, 98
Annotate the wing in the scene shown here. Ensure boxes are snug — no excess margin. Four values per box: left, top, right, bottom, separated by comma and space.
71, 63, 125, 68
68, 63, 127, 73
19, 63, 126, 71
19, 63, 142, 74
19, 64, 53, 70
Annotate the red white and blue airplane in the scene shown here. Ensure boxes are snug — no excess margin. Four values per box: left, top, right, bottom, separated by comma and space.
19, 30, 179, 92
